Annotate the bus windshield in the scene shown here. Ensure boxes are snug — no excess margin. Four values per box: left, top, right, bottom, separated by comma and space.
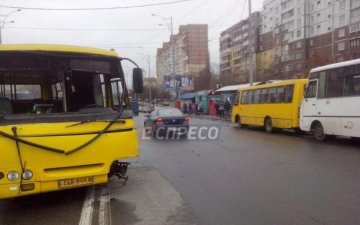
0, 50, 127, 119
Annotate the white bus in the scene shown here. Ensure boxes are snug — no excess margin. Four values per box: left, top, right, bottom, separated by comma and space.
300, 59, 360, 141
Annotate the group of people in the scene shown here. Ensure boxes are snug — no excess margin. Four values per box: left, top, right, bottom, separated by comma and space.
182, 102, 203, 115
215, 100, 231, 119
181, 99, 232, 119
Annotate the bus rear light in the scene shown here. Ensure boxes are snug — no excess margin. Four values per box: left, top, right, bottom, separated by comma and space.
22, 170, 33, 180
7, 171, 19, 181
21, 183, 35, 192
0, 172, 4, 180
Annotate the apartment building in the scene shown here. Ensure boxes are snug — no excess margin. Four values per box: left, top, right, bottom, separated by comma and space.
221, 0, 360, 83
156, 24, 209, 86
219, 12, 261, 83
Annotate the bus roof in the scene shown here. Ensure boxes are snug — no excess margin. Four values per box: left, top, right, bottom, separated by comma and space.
238, 79, 308, 91
310, 58, 360, 73
0, 44, 119, 57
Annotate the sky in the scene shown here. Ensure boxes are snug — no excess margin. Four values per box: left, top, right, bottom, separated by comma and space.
0, 0, 263, 82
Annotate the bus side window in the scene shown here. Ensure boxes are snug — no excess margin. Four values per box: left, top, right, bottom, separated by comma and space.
240, 91, 248, 104
267, 87, 277, 103
246, 91, 254, 104
259, 88, 268, 103
344, 74, 360, 96
305, 80, 317, 98
284, 85, 294, 103
253, 89, 261, 104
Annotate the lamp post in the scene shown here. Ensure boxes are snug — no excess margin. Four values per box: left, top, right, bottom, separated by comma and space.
0, 9, 21, 44
151, 14, 179, 99
138, 53, 153, 109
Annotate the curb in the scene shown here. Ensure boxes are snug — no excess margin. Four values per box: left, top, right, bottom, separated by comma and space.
189, 115, 231, 123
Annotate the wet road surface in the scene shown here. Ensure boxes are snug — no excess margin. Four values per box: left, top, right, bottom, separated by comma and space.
1, 114, 360, 225
137, 115, 360, 225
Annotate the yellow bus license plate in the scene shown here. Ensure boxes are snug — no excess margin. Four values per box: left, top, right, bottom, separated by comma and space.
58, 176, 94, 189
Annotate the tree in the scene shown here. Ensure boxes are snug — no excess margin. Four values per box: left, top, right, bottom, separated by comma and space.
194, 67, 211, 91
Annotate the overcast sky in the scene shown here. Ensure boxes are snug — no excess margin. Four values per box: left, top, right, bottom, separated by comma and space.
0, 0, 262, 81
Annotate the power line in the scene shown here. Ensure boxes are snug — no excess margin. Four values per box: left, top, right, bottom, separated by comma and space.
139, 0, 211, 48
209, 0, 245, 28
6, 26, 167, 32
0, 0, 192, 11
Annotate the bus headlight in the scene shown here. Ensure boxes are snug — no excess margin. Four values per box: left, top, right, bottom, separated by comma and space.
7, 171, 20, 181
0, 172, 4, 180
22, 170, 33, 180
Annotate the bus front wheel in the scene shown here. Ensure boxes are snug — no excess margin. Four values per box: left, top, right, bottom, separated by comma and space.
237, 116, 247, 129
313, 123, 327, 141
264, 117, 274, 133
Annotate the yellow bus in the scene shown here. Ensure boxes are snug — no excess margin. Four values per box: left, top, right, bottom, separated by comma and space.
231, 79, 308, 132
0, 44, 143, 199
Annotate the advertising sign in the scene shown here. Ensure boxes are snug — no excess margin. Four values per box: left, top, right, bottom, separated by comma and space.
164, 75, 194, 91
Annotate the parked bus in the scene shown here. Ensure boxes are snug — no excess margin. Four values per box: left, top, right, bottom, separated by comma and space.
0, 44, 143, 199
232, 79, 308, 132
300, 59, 360, 141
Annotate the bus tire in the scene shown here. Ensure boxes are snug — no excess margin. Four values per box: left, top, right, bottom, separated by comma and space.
264, 117, 274, 133
237, 116, 247, 129
313, 122, 327, 141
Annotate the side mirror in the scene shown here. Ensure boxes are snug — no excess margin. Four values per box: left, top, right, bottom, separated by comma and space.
133, 68, 143, 94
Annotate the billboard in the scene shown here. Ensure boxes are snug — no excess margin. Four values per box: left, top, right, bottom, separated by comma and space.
164, 75, 194, 91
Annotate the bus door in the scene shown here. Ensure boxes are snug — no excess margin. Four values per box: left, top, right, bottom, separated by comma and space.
301, 79, 318, 129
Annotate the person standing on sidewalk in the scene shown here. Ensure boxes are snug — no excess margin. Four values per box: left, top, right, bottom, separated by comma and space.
183, 102, 188, 114
218, 103, 225, 118
215, 101, 220, 117
224, 100, 231, 120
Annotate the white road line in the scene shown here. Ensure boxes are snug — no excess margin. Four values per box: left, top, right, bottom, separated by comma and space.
99, 184, 110, 225
79, 186, 95, 225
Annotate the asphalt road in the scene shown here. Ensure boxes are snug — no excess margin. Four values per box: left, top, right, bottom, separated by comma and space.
136, 115, 360, 225
1, 115, 360, 225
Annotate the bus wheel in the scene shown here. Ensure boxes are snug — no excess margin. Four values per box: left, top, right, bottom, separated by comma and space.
238, 117, 247, 129
314, 123, 327, 141
264, 117, 273, 133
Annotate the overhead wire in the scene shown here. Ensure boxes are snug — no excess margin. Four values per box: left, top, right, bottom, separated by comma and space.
6, 26, 167, 32
0, 0, 193, 11
139, 0, 212, 48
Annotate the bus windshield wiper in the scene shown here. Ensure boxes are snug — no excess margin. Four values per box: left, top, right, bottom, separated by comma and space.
66, 119, 126, 128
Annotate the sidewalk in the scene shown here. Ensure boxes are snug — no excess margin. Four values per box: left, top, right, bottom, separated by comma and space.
188, 113, 231, 122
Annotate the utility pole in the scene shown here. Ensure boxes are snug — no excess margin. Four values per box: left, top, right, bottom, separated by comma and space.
146, 55, 152, 109
247, 0, 254, 86
152, 14, 177, 98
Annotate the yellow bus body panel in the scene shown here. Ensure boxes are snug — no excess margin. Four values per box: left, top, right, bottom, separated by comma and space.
232, 79, 308, 129
0, 119, 138, 199
0, 44, 119, 57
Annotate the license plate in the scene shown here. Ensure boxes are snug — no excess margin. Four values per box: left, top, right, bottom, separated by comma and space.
58, 176, 94, 189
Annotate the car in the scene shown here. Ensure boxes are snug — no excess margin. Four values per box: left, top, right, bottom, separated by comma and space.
144, 107, 189, 139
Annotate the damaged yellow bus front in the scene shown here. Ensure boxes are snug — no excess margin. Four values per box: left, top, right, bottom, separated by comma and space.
0, 44, 143, 199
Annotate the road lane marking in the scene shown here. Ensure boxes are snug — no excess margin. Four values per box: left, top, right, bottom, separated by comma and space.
99, 184, 110, 225
79, 186, 95, 225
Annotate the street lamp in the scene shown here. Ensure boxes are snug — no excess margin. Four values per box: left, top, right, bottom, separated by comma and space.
0, 9, 21, 44
138, 52, 152, 109
151, 13, 178, 99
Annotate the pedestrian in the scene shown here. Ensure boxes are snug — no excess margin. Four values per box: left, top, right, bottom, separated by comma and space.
218, 103, 225, 118
215, 101, 220, 117
188, 102, 192, 114
183, 102, 188, 114
198, 104, 203, 115
224, 100, 231, 120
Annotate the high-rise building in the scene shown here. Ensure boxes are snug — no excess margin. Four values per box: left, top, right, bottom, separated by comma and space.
220, 12, 261, 83
156, 24, 209, 87
221, 0, 360, 83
